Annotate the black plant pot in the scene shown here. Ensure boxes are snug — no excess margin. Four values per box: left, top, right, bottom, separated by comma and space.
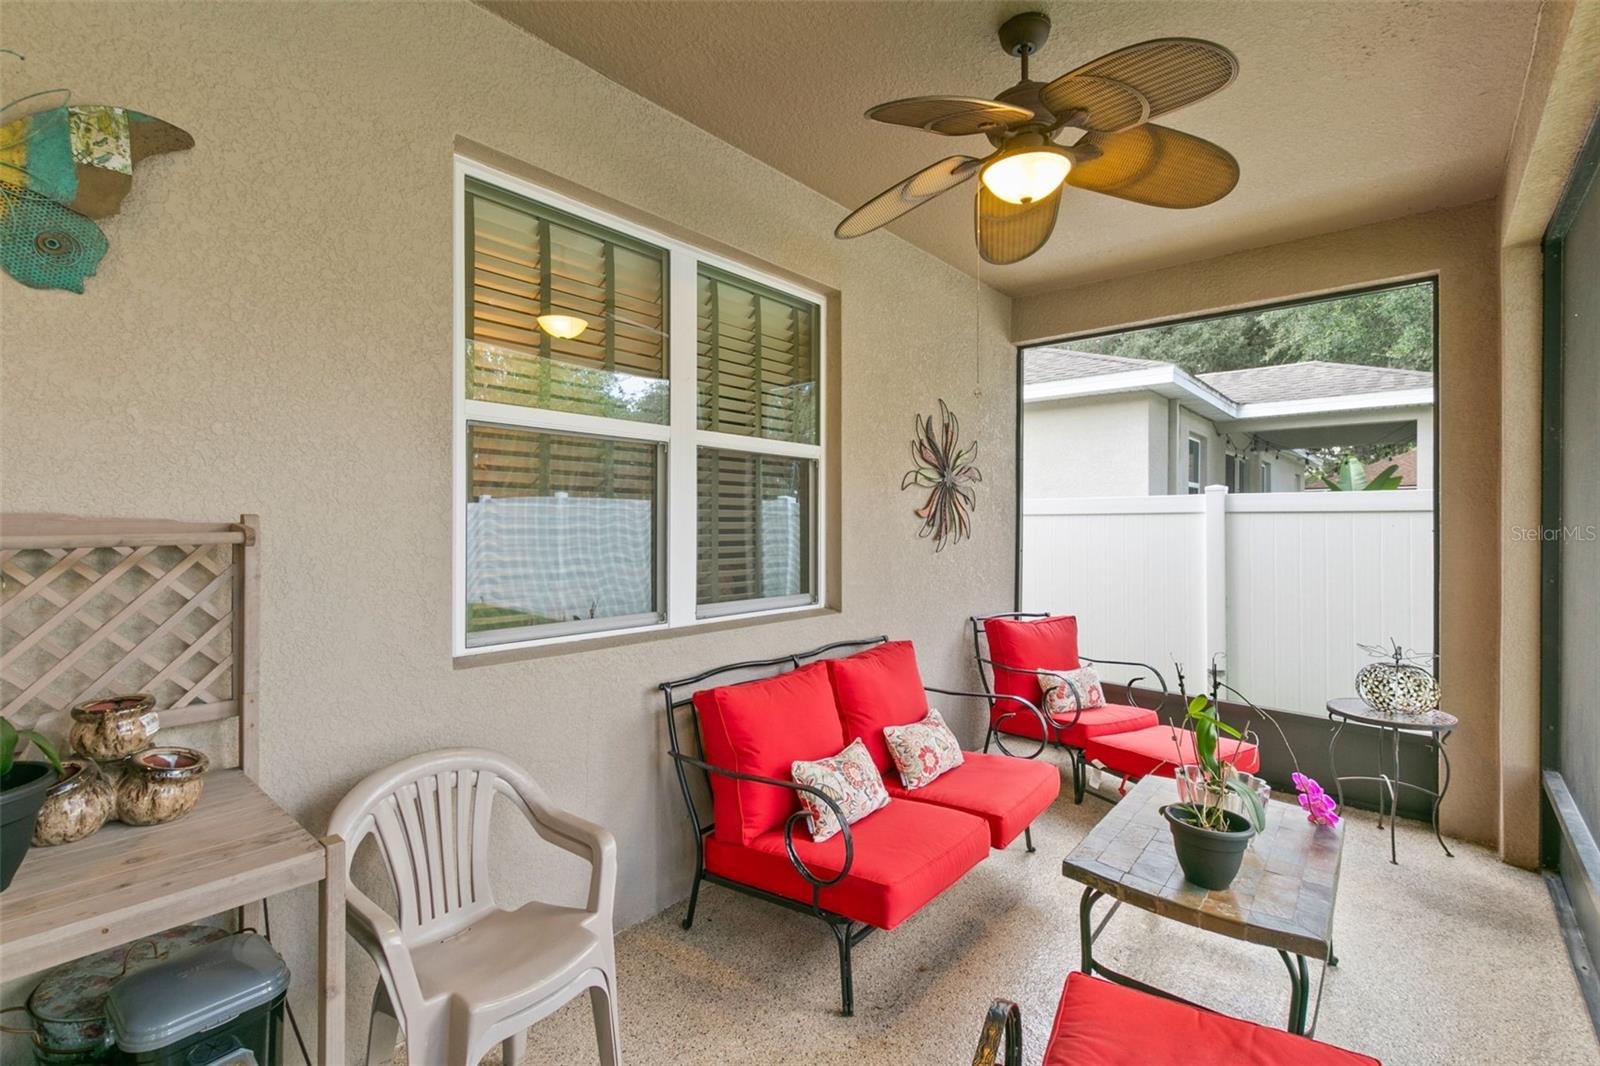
1162, 803, 1255, 891
1, 762, 56, 892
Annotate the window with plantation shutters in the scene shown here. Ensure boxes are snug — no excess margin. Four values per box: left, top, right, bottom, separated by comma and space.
467, 180, 669, 423
454, 160, 827, 653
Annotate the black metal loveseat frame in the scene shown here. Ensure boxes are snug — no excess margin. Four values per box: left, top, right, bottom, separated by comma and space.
970, 612, 1175, 804
661, 635, 1051, 1016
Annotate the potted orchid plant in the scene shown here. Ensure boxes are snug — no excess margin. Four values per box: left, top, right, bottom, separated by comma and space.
1161, 694, 1265, 889
1161, 669, 1339, 890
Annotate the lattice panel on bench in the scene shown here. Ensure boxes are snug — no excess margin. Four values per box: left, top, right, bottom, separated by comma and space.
0, 542, 235, 734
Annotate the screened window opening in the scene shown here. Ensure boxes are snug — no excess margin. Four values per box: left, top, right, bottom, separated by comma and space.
455, 161, 827, 653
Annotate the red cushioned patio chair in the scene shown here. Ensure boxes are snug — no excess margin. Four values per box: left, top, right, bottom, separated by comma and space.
972, 612, 1259, 803
973, 971, 1381, 1066
662, 636, 1057, 1016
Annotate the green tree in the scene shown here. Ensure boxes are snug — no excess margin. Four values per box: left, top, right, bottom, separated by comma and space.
1070, 282, 1433, 375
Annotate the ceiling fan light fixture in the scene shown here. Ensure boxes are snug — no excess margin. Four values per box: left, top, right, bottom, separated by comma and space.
979, 143, 1072, 205
537, 313, 589, 340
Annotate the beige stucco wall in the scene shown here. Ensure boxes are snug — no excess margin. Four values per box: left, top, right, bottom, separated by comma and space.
1495, 0, 1600, 869
1014, 201, 1503, 850
0, 1, 1015, 1053
1023, 394, 1162, 497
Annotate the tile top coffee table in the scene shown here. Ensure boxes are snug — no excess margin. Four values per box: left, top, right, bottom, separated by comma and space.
1062, 773, 1345, 1035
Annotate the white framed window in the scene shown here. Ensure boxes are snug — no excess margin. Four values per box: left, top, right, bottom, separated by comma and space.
1259, 461, 1273, 493
1224, 453, 1241, 492
452, 158, 826, 655
1186, 434, 1206, 494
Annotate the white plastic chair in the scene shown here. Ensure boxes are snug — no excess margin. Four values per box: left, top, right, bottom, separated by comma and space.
327, 748, 620, 1066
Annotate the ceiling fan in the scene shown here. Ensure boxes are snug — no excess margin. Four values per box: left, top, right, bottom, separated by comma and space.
834, 12, 1240, 265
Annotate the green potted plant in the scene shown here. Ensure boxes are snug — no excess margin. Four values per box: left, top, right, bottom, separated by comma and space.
1160, 694, 1266, 890
2, 715, 63, 891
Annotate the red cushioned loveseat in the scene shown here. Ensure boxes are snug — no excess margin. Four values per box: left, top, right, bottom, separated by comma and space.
662, 636, 1060, 1015
972, 612, 1259, 803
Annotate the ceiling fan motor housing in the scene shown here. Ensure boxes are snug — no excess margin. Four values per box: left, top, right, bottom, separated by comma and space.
998, 11, 1052, 57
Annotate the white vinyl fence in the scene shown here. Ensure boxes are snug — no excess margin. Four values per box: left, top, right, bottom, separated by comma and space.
1021, 486, 1435, 717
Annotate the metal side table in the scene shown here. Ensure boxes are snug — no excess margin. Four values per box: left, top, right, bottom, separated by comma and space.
1326, 697, 1456, 864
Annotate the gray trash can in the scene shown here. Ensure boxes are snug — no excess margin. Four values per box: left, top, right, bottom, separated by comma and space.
105, 933, 288, 1066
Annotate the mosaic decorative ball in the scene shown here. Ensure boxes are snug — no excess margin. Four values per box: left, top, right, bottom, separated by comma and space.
1355, 660, 1440, 716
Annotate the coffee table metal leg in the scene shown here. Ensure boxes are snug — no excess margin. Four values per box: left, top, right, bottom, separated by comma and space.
1078, 886, 1101, 974
1278, 950, 1311, 1034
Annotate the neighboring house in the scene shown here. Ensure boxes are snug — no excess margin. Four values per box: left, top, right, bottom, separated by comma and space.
1023, 349, 1434, 498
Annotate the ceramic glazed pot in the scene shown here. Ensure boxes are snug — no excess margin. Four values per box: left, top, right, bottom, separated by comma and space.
116, 747, 208, 826
69, 694, 160, 761
1162, 804, 1254, 890
1, 761, 56, 891
33, 758, 116, 846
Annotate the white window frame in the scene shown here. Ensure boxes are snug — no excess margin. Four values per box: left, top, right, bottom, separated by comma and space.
452, 157, 827, 657
1186, 434, 1206, 494
1259, 461, 1272, 493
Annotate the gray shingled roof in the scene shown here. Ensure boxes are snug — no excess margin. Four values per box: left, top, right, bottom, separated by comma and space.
1025, 348, 1432, 404
1198, 361, 1431, 403
1023, 347, 1154, 385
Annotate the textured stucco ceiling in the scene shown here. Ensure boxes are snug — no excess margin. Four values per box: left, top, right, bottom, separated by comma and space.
482, 1, 1542, 296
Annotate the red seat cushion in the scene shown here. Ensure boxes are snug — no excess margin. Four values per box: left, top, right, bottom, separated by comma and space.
886, 751, 1059, 848
998, 700, 1160, 745
827, 640, 931, 772
694, 661, 846, 846
1083, 724, 1261, 779
1044, 972, 1380, 1065
703, 798, 989, 929
983, 616, 1079, 737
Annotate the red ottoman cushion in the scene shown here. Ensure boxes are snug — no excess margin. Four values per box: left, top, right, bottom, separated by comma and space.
886, 750, 1059, 847
704, 798, 989, 929
1043, 972, 1380, 1065
827, 640, 931, 772
694, 661, 846, 846
1083, 724, 1261, 779
983, 616, 1079, 738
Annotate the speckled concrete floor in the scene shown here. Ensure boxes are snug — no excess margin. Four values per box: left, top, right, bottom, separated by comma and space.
408, 775, 1599, 1066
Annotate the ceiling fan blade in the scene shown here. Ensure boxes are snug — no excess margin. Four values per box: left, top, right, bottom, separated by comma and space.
975, 183, 1061, 265
836, 155, 982, 239
866, 95, 1035, 137
1042, 38, 1237, 127
1038, 75, 1150, 134
1067, 124, 1239, 208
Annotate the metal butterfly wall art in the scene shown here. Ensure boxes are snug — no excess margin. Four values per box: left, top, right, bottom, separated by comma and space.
901, 399, 983, 551
1, 87, 193, 293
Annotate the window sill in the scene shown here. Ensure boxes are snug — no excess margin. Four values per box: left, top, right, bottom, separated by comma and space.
452, 604, 840, 668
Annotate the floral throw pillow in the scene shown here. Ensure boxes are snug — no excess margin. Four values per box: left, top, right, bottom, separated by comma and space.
791, 738, 891, 843
1040, 665, 1106, 716
883, 709, 966, 790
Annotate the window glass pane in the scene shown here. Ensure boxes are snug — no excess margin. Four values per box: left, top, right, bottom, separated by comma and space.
697, 267, 818, 443
467, 182, 668, 423
466, 424, 661, 642
697, 448, 814, 610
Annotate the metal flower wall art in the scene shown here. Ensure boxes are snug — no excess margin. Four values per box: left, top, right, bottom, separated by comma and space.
1, 61, 194, 293
901, 399, 983, 551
